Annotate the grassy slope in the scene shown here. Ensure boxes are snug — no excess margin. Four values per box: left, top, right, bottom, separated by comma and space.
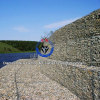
0, 40, 42, 53
0, 42, 21, 53
0, 40, 38, 52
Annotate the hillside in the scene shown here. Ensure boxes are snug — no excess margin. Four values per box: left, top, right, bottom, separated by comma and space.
0, 42, 21, 53
0, 40, 42, 53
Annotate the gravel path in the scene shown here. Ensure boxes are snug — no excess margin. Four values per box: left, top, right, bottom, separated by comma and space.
0, 59, 80, 100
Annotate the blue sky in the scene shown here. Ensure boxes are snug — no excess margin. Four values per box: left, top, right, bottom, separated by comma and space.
0, 0, 100, 41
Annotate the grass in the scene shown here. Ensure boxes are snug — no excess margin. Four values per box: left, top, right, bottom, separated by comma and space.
0, 40, 38, 52
0, 42, 21, 53
0, 42, 36, 54
0, 40, 43, 54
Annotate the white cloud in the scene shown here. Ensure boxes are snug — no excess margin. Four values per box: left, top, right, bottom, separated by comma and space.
13, 26, 30, 32
44, 18, 79, 29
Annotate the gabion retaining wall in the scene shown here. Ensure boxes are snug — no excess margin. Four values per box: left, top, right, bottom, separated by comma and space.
49, 9, 100, 67
44, 9, 100, 99
39, 58, 100, 100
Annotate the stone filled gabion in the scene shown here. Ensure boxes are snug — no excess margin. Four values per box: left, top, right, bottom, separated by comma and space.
49, 9, 100, 67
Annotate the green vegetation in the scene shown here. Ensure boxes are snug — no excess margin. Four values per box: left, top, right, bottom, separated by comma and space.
0, 40, 42, 54
0, 42, 21, 53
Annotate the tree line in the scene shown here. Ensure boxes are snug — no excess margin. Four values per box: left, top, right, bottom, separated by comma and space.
0, 40, 42, 52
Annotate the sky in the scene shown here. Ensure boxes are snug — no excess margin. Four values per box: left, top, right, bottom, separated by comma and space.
0, 0, 100, 41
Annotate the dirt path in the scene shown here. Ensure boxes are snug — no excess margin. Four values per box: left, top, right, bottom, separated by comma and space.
0, 59, 80, 100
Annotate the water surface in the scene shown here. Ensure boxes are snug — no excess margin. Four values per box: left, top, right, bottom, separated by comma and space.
0, 52, 37, 68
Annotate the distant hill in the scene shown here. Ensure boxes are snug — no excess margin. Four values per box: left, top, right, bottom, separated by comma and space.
0, 40, 41, 53
0, 42, 21, 53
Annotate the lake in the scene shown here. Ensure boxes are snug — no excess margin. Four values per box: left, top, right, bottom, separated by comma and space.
0, 52, 38, 68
